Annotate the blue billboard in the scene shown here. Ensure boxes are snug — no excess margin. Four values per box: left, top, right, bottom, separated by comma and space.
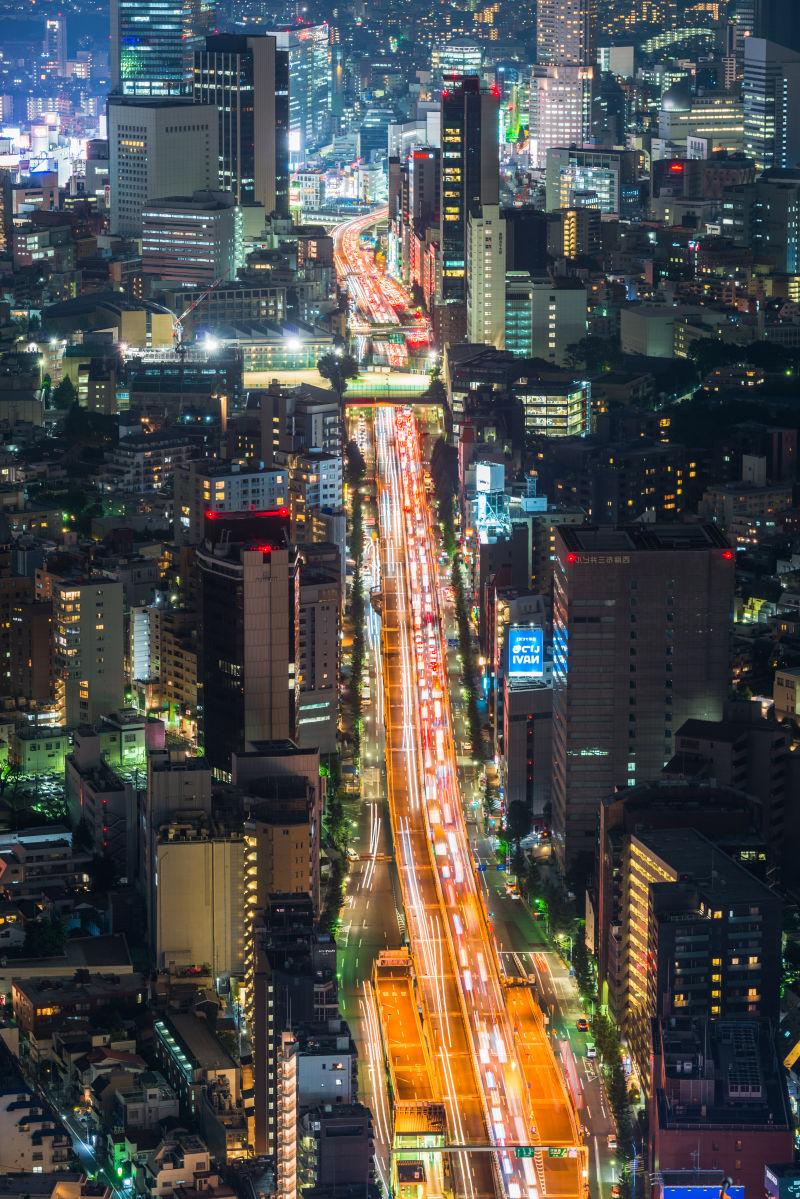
665, 1188, 744, 1199
508, 626, 544, 678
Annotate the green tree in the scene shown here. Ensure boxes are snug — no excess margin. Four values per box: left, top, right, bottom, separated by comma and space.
505, 799, 530, 850
51, 376, 76, 410
566, 336, 623, 374
318, 352, 359, 401
23, 917, 67, 958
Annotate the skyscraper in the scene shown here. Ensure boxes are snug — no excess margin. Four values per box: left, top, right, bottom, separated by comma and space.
437, 75, 499, 342
755, 0, 800, 54
194, 34, 290, 216
551, 524, 734, 869
272, 25, 331, 163
110, 0, 205, 96
197, 510, 298, 776
43, 15, 67, 76
743, 37, 800, 170
108, 97, 219, 236
536, 0, 596, 67
530, 0, 595, 170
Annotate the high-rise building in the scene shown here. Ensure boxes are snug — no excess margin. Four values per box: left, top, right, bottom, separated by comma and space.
141, 190, 243, 286
110, 0, 202, 96
108, 97, 219, 237
530, 0, 595, 170
272, 25, 331, 163
551, 524, 734, 868
466, 205, 506, 347
437, 76, 499, 341
297, 547, 340, 755
53, 576, 125, 727
743, 38, 800, 170
536, 0, 597, 68
194, 34, 290, 216
754, 0, 800, 54
43, 16, 67, 76
618, 827, 781, 1091
197, 511, 298, 776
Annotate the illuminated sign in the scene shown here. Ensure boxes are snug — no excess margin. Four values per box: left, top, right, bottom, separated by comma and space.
664, 1188, 744, 1199
508, 626, 544, 678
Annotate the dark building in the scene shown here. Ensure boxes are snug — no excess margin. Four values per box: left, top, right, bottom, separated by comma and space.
620, 827, 781, 1091
436, 75, 499, 341
667, 701, 791, 884
299, 1104, 375, 1192
503, 206, 549, 273
595, 778, 768, 1026
755, 0, 800, 53
651, 1017, 794, 1199
194, 34, 290, 216
197, 510, 297, 775
552, 524, 735, 868
247, 894, 337, 1154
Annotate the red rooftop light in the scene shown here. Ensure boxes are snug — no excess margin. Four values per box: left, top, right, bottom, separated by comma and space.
567, 552, 578, 564
722, 549, 734, 560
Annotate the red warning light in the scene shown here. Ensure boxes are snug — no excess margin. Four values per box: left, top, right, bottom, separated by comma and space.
722, 549, 734, 560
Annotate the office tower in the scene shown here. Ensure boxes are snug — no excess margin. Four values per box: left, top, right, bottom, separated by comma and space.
242, 774, 321, 917
755, 0, 800, 53
141, 191, 243, 286
437, 76, 499, 342
272, 25, 331, 163
43, 16, 67, 76
297, 547, 341, 754
743, 38, 800, 170
108, 98, 218, 237
197, 511, 298, 776
545, 146, 639, 215
110, 0, 201, 96
505, 277, 587, 366
531, 0, 595, 170
53, 577, 124, 727
466, 206, 506, 347
194, 34, 290, 216
724, 171, 800, 274
618, 827, 781, 1091
0, 518, 33, 698
536, 0, 596, 68
551, 525, 734, 869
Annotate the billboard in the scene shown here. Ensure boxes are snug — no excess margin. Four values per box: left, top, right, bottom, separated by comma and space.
508, 626, 544, 678
664, 1188, 744, 1199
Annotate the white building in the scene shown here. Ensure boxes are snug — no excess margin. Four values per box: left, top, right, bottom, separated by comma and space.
466, 205, 506, 349
54, 576, 124, 727
174, 460, 289, 546
0, 1083, 72, 1173
528, 278, 587, 365
141, 190, 243, 286
529, 64, 593, 170
108, 97, 219, 237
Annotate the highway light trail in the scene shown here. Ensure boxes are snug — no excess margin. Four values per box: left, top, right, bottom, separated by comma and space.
376, 404, 545, 1199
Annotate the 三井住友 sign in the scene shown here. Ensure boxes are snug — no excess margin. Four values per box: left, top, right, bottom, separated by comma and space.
508, 626, 544, 678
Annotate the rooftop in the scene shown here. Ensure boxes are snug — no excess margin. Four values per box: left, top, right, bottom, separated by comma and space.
636, 827, 776, 904
558, 522, 731, 554
155, 1014, 237, 1073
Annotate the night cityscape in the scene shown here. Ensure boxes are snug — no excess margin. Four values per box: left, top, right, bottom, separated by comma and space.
0, 0, 798, 1197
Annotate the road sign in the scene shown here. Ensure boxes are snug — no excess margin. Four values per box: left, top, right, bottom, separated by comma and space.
515, 1147, 536, 1158
548, 1148, 568, 1158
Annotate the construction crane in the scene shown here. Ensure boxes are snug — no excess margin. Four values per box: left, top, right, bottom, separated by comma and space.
172, 279, 225, 356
